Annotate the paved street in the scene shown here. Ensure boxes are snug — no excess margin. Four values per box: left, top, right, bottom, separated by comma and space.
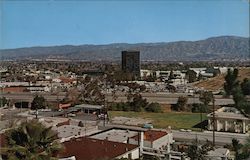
172, 130, 249, 146
106, 93, 235, 105
0, 92, 239, 105
0, 92, 66, 102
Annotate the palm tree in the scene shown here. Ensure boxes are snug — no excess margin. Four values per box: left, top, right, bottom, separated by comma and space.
1, 120, 63, 160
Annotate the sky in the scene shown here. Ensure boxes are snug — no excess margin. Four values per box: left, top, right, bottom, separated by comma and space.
1, 0, 249, 49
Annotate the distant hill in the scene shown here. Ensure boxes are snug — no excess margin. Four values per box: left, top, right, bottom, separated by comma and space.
1, 36, 249, 61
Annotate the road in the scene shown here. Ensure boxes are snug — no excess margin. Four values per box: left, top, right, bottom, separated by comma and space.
1, 92, 235, 105
172, 130, 249, 146
106, 93, 235, 105
0, 92, 66, 102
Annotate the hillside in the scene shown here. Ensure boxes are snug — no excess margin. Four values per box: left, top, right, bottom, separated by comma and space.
1, 36, 249, 61
193, 68, 250, 91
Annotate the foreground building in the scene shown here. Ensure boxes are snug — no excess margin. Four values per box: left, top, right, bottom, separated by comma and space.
130, 130, 174, 150
59, 137, 139, 160
207, 107, 250, 134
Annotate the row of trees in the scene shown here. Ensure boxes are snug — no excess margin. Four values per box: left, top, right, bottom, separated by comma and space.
173, 91, 214, 113
110, 96, 162, 113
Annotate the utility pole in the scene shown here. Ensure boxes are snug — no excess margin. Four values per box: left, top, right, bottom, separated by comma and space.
103, 75, 107, 127
212, 97, 215, 147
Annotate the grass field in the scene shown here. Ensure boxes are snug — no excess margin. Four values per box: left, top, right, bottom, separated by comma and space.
109, 111, 207, 130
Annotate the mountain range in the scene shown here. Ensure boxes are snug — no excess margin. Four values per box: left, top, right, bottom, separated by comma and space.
1, 36, 249, 61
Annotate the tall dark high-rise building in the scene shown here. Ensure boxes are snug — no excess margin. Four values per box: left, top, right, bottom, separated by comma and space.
121, 50, 140, 79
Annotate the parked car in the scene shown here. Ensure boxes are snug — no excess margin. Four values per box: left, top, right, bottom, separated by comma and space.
143, 123, 153, 129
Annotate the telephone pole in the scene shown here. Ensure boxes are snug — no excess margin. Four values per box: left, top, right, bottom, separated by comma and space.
212, 97, 215, 147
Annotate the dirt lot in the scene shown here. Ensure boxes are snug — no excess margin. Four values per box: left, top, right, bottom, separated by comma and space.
193, 67, 250, 91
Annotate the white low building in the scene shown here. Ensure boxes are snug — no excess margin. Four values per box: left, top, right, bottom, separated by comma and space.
207, 107, 250, 134
130, 130, 174, 150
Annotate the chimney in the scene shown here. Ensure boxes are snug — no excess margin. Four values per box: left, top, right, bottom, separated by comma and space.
127, 137, 130, 144
125, 147, 128, 152
139, 131, 144, 157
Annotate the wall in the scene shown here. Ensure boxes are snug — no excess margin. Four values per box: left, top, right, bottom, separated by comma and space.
116, 148, 140, 160
152, 133, 174, 150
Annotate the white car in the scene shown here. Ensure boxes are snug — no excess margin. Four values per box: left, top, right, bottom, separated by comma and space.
180, 129, 186, 132
68, 113, 76, 117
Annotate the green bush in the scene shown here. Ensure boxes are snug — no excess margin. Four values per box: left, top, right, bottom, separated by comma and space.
145, 103, 162, 113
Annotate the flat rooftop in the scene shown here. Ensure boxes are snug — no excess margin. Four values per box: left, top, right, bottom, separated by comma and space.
90, 129, 138, 143
55, 125, 99, 139
74, 104, 103, 110
207, 107, 249, 120
131, 130, 168, 142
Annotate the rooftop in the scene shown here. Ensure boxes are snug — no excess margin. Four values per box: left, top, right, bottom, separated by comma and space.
90, 129, 138, 143
131, 130, 168, 142
207, 148, 230, 158
74, 104, 103, 110
59, 137, 138, 160
55, 125, 98, 139
39, 117, 70, 127
207, 107, 249, 120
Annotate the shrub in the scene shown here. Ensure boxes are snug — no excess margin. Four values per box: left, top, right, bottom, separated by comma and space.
145, 103, 162, 113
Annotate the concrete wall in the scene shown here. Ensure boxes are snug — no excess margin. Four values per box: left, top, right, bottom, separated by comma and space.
129, 133, 174, 150
152, 133, 174, 150
117, 148, 140, 160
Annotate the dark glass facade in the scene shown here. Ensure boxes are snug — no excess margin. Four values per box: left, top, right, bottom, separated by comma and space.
121, 50, 140, 79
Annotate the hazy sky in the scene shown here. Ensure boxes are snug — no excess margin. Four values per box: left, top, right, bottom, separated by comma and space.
1, 0, 249, 49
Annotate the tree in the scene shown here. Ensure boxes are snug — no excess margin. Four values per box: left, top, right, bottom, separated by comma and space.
232, 138, 242, 160
187, 139, 213, 160
0, 97, 9, 107
199, 91, 214, 131
79, 78, 105, 105
230, 137, 250, 160
241, 78, 250, 95
173, 96, 188, 111
31, 95, 47, 110
130, 94, 148, 112
78, 121, 84, 127
1, 120, 62, 160
224, 68, 239, 96
241, 136, 250, 159
31, 95, 47, 119
63, 88, 80, 105
199, 91, 214, 110
145, 103, 162, 113
232, 86, 246, 109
